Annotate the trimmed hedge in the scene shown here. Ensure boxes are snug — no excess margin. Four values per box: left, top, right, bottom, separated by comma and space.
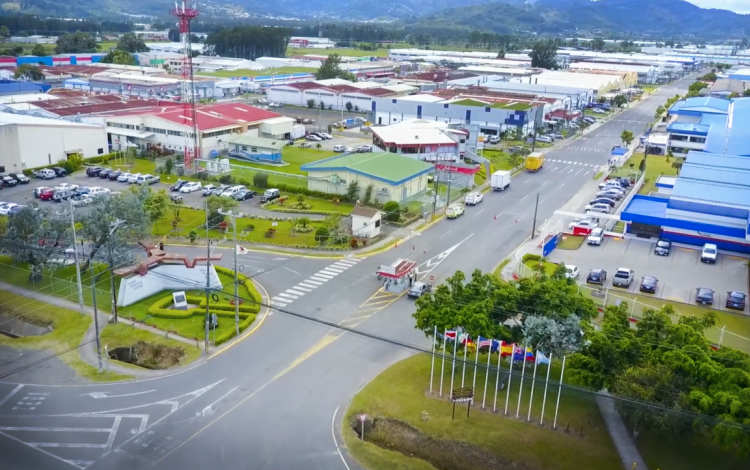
260, 201, 345, 216
522, 253, 541, 262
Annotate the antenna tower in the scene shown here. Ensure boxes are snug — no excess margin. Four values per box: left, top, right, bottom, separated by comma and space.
170, 2, 199, 170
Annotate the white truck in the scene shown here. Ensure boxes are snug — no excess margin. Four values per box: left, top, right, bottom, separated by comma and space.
490, 170, 511, 191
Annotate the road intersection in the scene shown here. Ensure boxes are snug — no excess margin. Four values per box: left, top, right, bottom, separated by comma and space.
0, 75, 697, 470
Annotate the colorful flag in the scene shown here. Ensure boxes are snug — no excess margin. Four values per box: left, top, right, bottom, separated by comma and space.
458, 333, 473, 345
478, 337, 492, 350
525, 347, 536, 361
513, 344, 525, 361
491, 339, 503, 352
500, 342, 514, 357
536, 351, 550, 365
444, 330, 457, 340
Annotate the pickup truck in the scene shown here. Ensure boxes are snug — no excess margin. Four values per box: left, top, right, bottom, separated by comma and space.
612, 267, 635, 288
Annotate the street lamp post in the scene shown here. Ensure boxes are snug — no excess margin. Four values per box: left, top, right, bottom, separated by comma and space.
57, 198, 85, 316
106, 219, 126, 324
406, 230, 421, 259
219, 209, 243, 336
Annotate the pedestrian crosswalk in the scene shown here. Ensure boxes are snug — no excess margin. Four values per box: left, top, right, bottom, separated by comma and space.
269, 257, 363, 309
564, 146, 606, 153
547, 159, 597, 167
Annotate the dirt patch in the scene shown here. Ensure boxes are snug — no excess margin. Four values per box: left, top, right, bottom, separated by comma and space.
109, 341, 184, 369
350, 415, 541, 470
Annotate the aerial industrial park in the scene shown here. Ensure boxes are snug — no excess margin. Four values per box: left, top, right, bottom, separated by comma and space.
1, 2, 750, 470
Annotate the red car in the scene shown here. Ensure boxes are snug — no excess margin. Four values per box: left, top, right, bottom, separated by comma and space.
39, 188, 55, 201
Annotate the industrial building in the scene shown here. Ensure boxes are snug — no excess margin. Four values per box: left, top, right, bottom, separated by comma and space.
370, 119, 467, 162
224, 135, 285, 163
622, 97, 750, 253
266, 79, 415, 111
289, 37, 336, 49
0, 113, 108, 171
665, 97, 731, 157
0, 89, 162, 119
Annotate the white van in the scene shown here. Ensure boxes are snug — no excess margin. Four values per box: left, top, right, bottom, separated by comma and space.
220, 185, 246, 197
464, 192, 483, 205
333, 145, 346, 152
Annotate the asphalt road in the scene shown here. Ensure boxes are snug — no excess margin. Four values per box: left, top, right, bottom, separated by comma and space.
0, 74, 699, 470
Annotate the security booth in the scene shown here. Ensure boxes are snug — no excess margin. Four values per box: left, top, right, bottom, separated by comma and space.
376, 258, 417, 294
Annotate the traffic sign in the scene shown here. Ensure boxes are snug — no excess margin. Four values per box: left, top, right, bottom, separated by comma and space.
430, 275, 435, 281
358, 414, 368, 423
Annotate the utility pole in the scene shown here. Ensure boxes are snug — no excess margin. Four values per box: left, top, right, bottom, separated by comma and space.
106, 219, 125, 324
531, 192, 540, 239
220, 209, 242, 336
443, 159, 454, 214
90, 269, 103, 373
59, 198, 85, 315
204, 198, 211, 353
430, 161, 440, 220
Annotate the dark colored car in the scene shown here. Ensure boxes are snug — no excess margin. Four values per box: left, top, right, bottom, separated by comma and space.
232, 190, 256, 201
726, 291, 747, 311
33, 186, 51, 198
98, 168, 114, 178
9, 172, 29, 184
170, 180, 189, 192
654, 238, 671, 256
1, 175, 18, 187
51, 166, 67, 177
586, 268, 607, 285
695, 287, 715, 306
86, 166, 103, 177
210, 184, 229, 196
108, 170, 123, 180
639, 276, 658, 293
590, 197, 616, 207
39, 188, 56, 201
616, 177, 631, 188
8, 204, 24, 215
407, 282, 432, 299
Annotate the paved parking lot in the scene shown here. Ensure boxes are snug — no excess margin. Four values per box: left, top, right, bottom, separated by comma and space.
548, 237, 749, 312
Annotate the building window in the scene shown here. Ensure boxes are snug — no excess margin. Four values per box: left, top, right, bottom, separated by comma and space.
97, 148, 104, 154
392, 99, 397, 104
443, 104, 449, 109
485, 107, 490, 112
241, 146, 247, 151
375, 219, 381, 228
251, 147, 257, 152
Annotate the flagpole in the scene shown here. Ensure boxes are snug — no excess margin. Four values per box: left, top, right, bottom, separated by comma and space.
439, 329, 447, 397
493, 346, 502, 412
461, 335, 468, 388
516, 346, 528, 418
472, 339, 480, 391
552, 356, 566, 430
449, 331, 458, 400
482, 342, 492, 409
504, 349, 514, 416
527, 351, 540, 422
429, 325, 437, 394
540, 353, 553, 426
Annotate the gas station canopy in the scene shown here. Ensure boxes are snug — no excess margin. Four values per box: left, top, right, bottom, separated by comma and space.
377, 258, 417, 279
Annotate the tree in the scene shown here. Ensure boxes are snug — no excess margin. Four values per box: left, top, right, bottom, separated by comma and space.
168, 28, 180, 42
13, 64, 44, 82
143, 189, 170, 224
639, 157, 646, 173
315, 54, 355, 81
205, 195, 239, 229
315, 143, 322, 151
0, 26, 9, 42
591, 37, 606, 51
496, 48, 505, 59
613, 94, 628, 108
253, 172, 269, 188
521, 315, 584, 358
116, 32, 149, 53
314, 226, 329, 244
100, 50, 136, 66
188, 230, 198, 244
345, 101, 353, 112
383, 201, 400, 222
654, 105, 665, 119
306, 99, 315, 108
78, 188, 152, 271
164, 158, 174, 175
530, 42, 557, 69
620, 130, 634, 147
30, 44, 47, 56
55, 32, 99, 54
743, 89, 750, 97
363, 184, 374, 206
508, 153, 525, 169
2, 203, 71, 282
345, 180, 360, 202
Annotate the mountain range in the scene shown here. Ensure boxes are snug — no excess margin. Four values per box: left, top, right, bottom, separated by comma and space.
9, 0, 750, 38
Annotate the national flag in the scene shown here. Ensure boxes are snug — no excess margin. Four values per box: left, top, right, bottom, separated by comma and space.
444, 330, 457, 340
458, 333, 473, 345
513, 344, 525, 361
236, 245, 249, 255
525, 347, 536, 361
490, 339, 503, 352
500, 342, 514, 357
536, 351, 550, 365
478, 337, 492, 350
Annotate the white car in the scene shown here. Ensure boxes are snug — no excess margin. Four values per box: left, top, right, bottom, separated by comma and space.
464, 192, 483, 205
585, 203, 611, 214
57, 183, 79, 192
180, 182, 202, 193
0, 202, 18, 215
598, 181, 624, 190
333, 145, 346, 152
344, 146, 355, 152
700, 243, 718, 264
117, 172, 132, 182
565, 265, 580, 279
569, 219, 597, 230
306, 134, 322, 141
127, 173, 142, 184
593, 108, 606, 114
72, 196, 93, 207
318, 132, 332, 139
587, 228, 604, 245
536, 135, 552, 143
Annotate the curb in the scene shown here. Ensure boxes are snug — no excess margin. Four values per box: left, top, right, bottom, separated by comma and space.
209, 278, 271, 359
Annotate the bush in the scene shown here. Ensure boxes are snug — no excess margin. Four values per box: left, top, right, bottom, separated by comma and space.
188, 230, 198, 244
383, 201, 400, 222
522, 253, 541, 262
314, 226, 330, 244
218, 174, 234, 185
253, 172, 269, 188
350, 238, 359, 248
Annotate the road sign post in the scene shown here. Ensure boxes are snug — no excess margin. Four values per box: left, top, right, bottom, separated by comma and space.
450, 387, 474, 420
358, 414, 367, 440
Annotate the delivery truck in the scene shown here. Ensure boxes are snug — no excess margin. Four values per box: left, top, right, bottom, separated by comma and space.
525, 152, 545, 172
490, 170, 511, 191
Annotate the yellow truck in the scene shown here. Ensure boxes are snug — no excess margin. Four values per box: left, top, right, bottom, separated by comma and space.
525, 152, 545, 172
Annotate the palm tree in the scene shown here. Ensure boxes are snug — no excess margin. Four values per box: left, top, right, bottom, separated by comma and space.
315, 143, 322, 151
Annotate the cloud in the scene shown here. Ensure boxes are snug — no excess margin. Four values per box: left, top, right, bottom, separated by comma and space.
685, 0, 750, 14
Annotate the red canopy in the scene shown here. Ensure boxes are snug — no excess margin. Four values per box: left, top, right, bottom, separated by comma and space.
377, 259, 417, 279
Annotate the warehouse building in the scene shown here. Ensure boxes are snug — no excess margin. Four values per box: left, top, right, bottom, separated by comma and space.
267, 79, 414, 111
0, 113, 108, 171
370, 119, 467, 162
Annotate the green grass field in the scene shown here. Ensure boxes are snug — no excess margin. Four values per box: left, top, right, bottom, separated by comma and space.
197, 66, 317, 78
345, 354, 621, 470
620, 153, 678, 195
230, 146, 337, 176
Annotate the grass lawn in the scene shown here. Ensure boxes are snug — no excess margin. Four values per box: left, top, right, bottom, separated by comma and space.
264, 197, 353, 214
620, 153, 678, 195
197, 66, 317, 78
475, 149, 516, 184
99, 323, 202, 368
344, 354, 621, 470
523, 258, 560, 276
0, 290, 132, 382
229, 146, 338, 176
557, 235, 585, 250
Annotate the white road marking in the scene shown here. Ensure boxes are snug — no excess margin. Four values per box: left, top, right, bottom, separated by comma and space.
474, 209, 485, 216
568, 168, 574, 173
0, 431, 81, 470
302, 280, 323, 286
524, 178, 533, 184
297, 282, 318, 289
520, 193, 529, 201
440, 229, 452, 238
314, 272, 334, 279
0, 427, 110, 432
83, 390, 156, 399
516, 215, 525, 222
284, 267, 300, 275
331, 407, 352, 470
541, 180, 549, 185
575, 168, 584, 176
0, 384, 23, 407
310, 276, 330, 282
30, 443, 108, 448
278, 293, 299, 300
323, 267, 344, 274
539, 197, 547, 205
286, 289, 306, 296
104, 416, 121, 454
292, 286, 312, 293
559, 183, 566, 188
319, 270, 340, 276
270, 300, 287, 307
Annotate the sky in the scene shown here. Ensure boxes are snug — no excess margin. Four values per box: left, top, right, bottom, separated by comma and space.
685, 0, 750, 14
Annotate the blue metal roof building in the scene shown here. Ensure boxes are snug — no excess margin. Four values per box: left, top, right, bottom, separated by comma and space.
702, 98, 750, 157
668, 96, 730, 117
0, 79, 51, 96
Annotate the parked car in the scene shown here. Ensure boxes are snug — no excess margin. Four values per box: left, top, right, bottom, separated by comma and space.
464, 192, 483, 205
88, 187, 111, 198
86, 166, 104, 177
590, 198, 616, 207
8, 204, 25, 215
233, 190, 256, 201
1, 175, 18, 187
344, 146, 355, 152
726, 291, 747, 311
535, 135, 552, 143
593, 108, 606, 114
52, 188, 74, 202
127, 173, 142, 184
39, 188, 56, 200
616, 177, 631, 188
585, 203, 611, 214
51, 166, 67, 177
34, 169, 56, 180
357, 145, 373, 153
33, 186, 51, 198
489, 135, 501, 144
508, 146, 524, 154
260, 188, 280, 202
180, 182, 202, 193
57, 183, 79, 193
170, 180, 189, 191
0, 203, 19, 215
98, 168, 114, 178
107, 170, 123, 180
202, 184, 217, 196
569, 219, 597, 231
446, 204, 465, 219
117, 172, 132, 182
407, 282, 432, 299
584, 117, 596, 124
587, 228, 604, 245
612, 267, 635, 288
552, 133, 564, 140
299, 142, 312, 149
210, 184, 229, 196
586, 268, 607, 285
318, 132, 332, 139
306, 134, 322, 141
143, 175, 160, 185
596, 190, 624, 200
77, 186, 93, 196
169, 194, 183, 203
598, 180, 624, 190
695, 287, 715, 305
9, 173, 29, 184
700, 243, 718, 264
654, 238, 672, 256
565, 265, 580, 279
639, 276, 659, 293
221, 185, 246, 198
333, 144, 346, 152
71, 195, 93, 207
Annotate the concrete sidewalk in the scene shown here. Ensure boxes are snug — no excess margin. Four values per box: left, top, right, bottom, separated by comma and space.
596, 394, 649, 470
